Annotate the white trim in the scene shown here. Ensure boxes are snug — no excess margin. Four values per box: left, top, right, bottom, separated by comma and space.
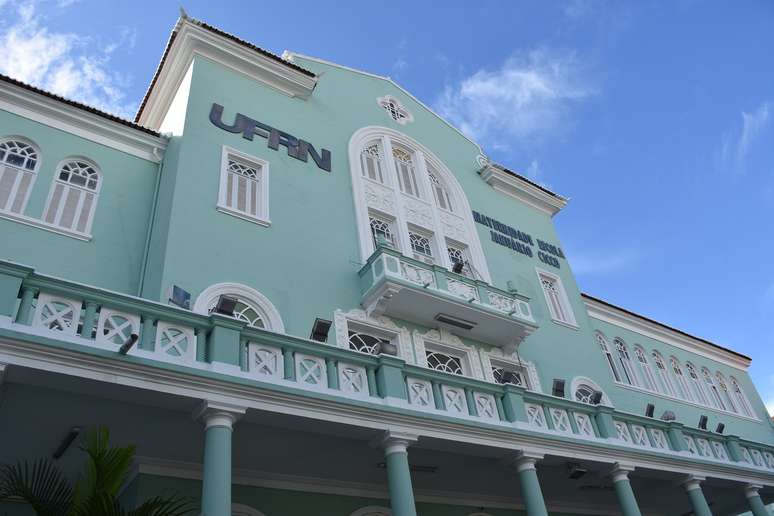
138, 19, 317, 130
376, 95, 413, 125
41, 156, 102, 236
413, 327, 484, 380
0, 80, 166, 162
570, 376, 613, 407
0, 135, 42, 214
193, 282, 285, 333
583, 296, 750, 370
217, 145, 270, 226
2, 334, 774, 487
333, 309, 414, 364
349, 126, 491, 284
0, 209, 91, 241
535, 268, 577, 328
478, 164, 567, 217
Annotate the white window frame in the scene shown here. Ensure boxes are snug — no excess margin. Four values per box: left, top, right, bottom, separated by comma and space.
217, 146, 270, 226
536, 268, 577, 327
0, 136, 40, 215
42, 157, 101, 236
670, 357, 693, 401
377, 95, 414, 125
652, 351, 676, 397
634, 346, 658, 392
685, 362, 709, 405
730, 376, 755, 418
613, 338, 639, 387
407, 225, 436, 263
193, 282, 285, 332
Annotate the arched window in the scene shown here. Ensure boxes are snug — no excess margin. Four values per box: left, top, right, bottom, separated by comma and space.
702, 367, 725, 410
349, 127, 490, 282
669, 357, 692, 401
575, 384, 599, 405
0, 137, 40, 214
730, 376, 754, 417
194, 283, 285, 332
614, 338, 637, 386
43, 158, 101, 234
652, 352, 676, 396
634, 346, 657, 392
715, 372, 738, 413
685, 363, 709, 405
597, 332, 621, 382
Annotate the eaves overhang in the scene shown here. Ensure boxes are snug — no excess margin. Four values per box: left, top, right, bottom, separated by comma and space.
136, 15, 318, 130
478, 163, 568, 217
583, 293, 751, 370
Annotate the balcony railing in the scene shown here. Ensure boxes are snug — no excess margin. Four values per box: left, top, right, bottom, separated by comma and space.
358, 246, 537, 348
1, 259, 774, 475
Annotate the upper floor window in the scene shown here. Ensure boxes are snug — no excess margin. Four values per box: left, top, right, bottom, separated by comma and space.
218, 147, 269, 225
369, 215, 396, 248
669, 357, 692, 401
426, 349, 463, 375
377, 95, 413, 125
360, 142, 385, 184
598, 332, 621, 382
715, 373, 738, 414
730, 376, 754, 418
702, 367, 725, 410
43, 158, 100, 234
428, 168, 453, 212
348, 330, 390, 355
574, 384, 600, 405
350, 127, 491, 283
613, 339, 637, 386
538, 270, 576, 326
685, 362, 709, 405
634, 346, 657, 392
194, 283, 285, 333
491, 361, 529, 388
393, 146, 419, 197
0, 137, 40, 214
652, 352, 676, 397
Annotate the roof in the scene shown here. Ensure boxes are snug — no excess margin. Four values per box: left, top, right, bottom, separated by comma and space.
494, 163, 567, 201
581, 292, 751, 361
134, 13, 315, 123
0, 73, 160, 137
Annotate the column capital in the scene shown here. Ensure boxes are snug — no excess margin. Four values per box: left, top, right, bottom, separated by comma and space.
744, 484, 763, 499
680, 474, 706, 492
194, 400, 246, 430
608, 462, 636, 483
513, 450, 545, 472
375, 430, 418, 456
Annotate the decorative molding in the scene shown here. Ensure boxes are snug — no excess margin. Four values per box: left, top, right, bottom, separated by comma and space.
2, 331, 774, 487
193, 282, 285, 333
478, 164, 567, 217
485, 347, 542, 394
333, 309, 414, 364
139, 19, 317, 130
0, 80, 166, 162
413, 327, 483, 379
583, 296, 751, 371
376, 95, 413, 125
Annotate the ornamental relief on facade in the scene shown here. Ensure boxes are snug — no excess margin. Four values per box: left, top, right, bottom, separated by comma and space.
333, 309, 414, 364
402, 196, 434, 229
363, 181, 396, 215
484, 346, 542, 393
439, 211, 468, 243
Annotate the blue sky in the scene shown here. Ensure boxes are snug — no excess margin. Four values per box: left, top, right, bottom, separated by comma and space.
1, 1, 773, 412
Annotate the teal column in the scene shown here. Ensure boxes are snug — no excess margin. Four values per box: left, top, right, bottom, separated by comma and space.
326, 357, 339, 389
196, 327, 207, 362
283, 348, 296, 380
140, 316, 157, 351
501, 385, 527, 422
376, 355, 407, 400
381, 432, 418, 516
745, 485, 771, 516
465, 388, 478, 416
666, 422, 688, 452
514, 454, 548, 516
594, 406, 618, 438
80, 301, 98, 339
431, 381, 445, 410
610, 465, 642, 516
198, 402, 245, 516
366, 366, 378, 396
682, 476, 713, 516
725, 436, 744, 462
15, 286, 37, 324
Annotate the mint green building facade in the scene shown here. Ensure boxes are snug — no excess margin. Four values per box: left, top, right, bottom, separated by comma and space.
0, 14, 773, 516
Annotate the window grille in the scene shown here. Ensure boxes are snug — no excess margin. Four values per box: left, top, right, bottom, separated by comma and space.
360, 142, 384, 183
686, 363, 709, 405
348, 330, 389, 355
425, 350, 463, 375
652, 352, 676, 396
43, 159, 100, 234
635, 347, 658, 391
598, 333, 621, 382
393, 147, 419, 197
428, 169, 453, 211
575, 384, 598, 405
539, 272, 575, 325
369, 216, 395, 248
0, 138, 38, 213
409, 231, 433, 259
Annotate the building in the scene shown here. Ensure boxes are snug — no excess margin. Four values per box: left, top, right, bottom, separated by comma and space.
0, 12, 772, 516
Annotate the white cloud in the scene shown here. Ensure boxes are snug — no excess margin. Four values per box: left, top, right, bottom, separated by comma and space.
435, 48, 595, 152
717, 101, 772, 175
0, 2, 136, 118
568, 249, 639, 276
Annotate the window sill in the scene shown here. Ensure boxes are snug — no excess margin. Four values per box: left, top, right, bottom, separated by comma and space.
0, 209, 92, 241
216, 205, 271, 227
612, 380, 761, 423
550, 318, 579, 331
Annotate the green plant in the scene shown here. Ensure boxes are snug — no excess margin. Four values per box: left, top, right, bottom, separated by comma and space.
0, 427, 194, 516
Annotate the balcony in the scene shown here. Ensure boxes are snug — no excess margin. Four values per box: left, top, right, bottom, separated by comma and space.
358, 246, 538, 348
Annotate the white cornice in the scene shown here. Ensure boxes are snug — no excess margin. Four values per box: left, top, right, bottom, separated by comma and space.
0, 81, 167, 163
1, 334, 771, 487
478, 164, 567, 217
138, 20, 317, 130
583, 296, 751, 371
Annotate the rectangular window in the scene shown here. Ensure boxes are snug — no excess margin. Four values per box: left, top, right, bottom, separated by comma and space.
217, 146, 269, 225
446, 241, 471, 277
537, 269, 577, 327
369, 215, 396, 249
491, 362, 530, 388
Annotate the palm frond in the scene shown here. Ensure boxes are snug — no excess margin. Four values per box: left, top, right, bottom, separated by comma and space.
0, 459, 72, 516
127, 496, 196, 516
72, 427, 135, 511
